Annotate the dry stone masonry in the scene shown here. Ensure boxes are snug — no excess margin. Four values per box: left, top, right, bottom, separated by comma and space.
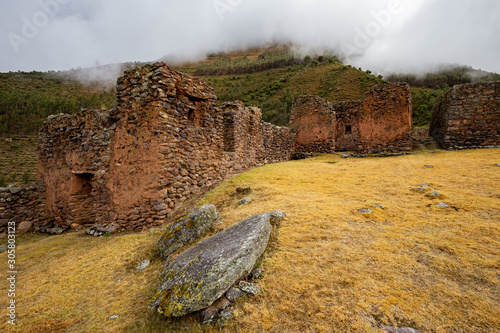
430, 82, 500, 149
0, 181, 47, 234
290, 83, 413, 154
37, 63, 295, 232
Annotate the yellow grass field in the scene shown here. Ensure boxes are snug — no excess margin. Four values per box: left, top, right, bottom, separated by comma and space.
1, 149, 499, 332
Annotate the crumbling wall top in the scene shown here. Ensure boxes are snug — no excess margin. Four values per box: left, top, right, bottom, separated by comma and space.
116, 62, 216, 108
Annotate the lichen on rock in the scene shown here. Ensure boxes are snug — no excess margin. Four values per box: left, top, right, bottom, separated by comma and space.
149, 211, 273, 317
157, 204, 220, 258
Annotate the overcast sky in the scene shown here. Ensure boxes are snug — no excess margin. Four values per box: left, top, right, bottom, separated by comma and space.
0, 0, 499, 75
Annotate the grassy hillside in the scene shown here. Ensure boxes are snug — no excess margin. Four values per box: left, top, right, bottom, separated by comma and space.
175, 50, 385, 126
0, 136, 38, 186
2, 49, 500, 137
1, 148, 499, 332
0, 71, 116, 135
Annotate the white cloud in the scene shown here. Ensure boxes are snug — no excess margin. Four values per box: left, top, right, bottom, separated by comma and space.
0, 0, 498, 74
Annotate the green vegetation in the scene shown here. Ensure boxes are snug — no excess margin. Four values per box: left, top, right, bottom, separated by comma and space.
1, 49, 499, 137
386, 65, 500, 89
411, 88, 445, 127
190, 57, 385, 126
0, 174, 6, 187
0, 136, 38, 187
0, 71, 116, 135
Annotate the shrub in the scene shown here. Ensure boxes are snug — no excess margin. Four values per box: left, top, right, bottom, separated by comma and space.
22, 171, 31, 184
0, 175, 7, 187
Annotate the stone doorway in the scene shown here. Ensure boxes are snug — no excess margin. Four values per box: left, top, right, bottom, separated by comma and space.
70, 173, 96, 226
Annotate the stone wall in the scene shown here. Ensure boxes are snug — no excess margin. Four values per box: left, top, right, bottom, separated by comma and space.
31, 64, 416, 234
289, 96, 336, 153
0, 181, 47, 234
355, 83, 412, 153
38, 109, 117, 229
290, 83, 412, 154
333, 101, 363, 152
430, 82, 500, 149
37, 63, 295, 232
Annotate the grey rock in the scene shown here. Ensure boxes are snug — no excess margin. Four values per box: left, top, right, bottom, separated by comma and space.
341, 154, 349, 159
270, 210, 286, 225
217, 307, 234, 326
416, 186, 428, 192
225, 287, 244, 302
496, 163, 500, 167
238, 196, 252, 206
8, 185, 22, 195
358, 208, 373, 214
424, 165, 434, 168
239, 281, 260, 295
200, 308, 218, 325
47, 227, 64, 235
157, 205, 219, 258
381, 325, 419, 333
249, 267, 264, 280
0, 243, 9, 253
375, 204, 385, 209
150, 212, 272, 317
107, 314, 119, 320
433, 150, 439, 153
95, 224, 119, 234
436, 202, 449, 208
136, 260, 151, 272
429, 191, 441, 197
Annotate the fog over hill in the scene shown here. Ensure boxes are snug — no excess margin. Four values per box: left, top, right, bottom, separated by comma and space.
0, 0, 499, 75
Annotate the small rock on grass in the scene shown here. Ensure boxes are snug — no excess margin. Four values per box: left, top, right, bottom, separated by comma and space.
496, 163, 500, 167
107, 315, 119, 321
200, 308, 218, 325
424, 165, 434, 168
381, 325, 419, 333
0, 244, 8, 253
225, 287, 244, 302
436, 202, 449, 208
249, 267, 264, 280
358, 208, 373, 214
431, 190, 441, 197
136, 260, 150, 272
239, 281, 260, 295
375, 204, 385, 209
217, 307, 234, 326
238, 197, 252, 206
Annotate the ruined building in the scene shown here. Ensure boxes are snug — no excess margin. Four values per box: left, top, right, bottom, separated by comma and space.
290, 83, 413, 154
37, 63, 295, 231
430, 82, 500, 149
2, 63, 415, 234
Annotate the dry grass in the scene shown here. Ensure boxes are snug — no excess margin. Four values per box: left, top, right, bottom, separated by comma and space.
1, 149, 499, 332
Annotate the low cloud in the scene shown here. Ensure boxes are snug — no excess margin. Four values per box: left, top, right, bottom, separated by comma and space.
0, 0, 498, 75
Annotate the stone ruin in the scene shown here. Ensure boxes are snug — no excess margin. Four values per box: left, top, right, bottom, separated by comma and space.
36, 63, 295, 232
430, 82, 500, 149
1, 62, 417, 234
289, 83, 413, 154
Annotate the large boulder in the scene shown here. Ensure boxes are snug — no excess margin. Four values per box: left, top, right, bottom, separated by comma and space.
157, 205, 219, 258
149, 212, 273, 317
